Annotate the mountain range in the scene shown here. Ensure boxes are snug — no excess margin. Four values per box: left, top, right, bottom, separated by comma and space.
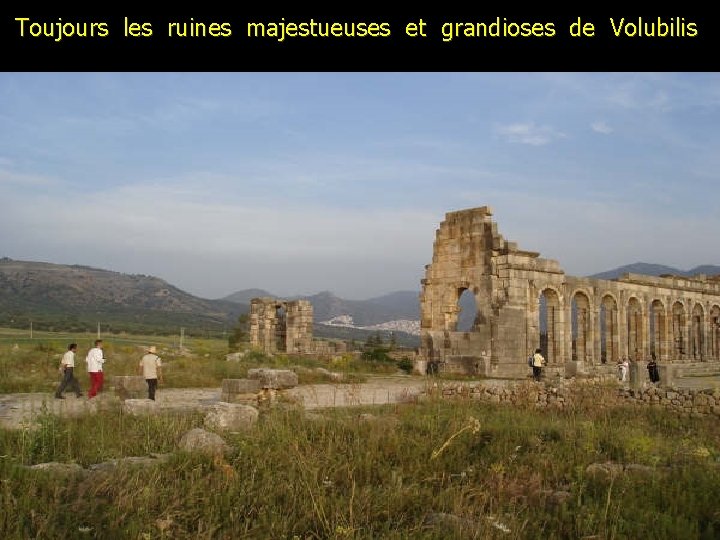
1, 257, 718, 338
223, 289, 420, 326
589, 263, 720, 280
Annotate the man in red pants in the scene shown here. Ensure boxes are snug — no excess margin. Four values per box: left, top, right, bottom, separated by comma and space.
86, 339, 106, 398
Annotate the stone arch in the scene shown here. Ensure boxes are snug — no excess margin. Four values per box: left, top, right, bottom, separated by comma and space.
539, 287, 562, 365
626, 296, 645, 362
600, 294, 619, 364
710, 305, 720, 361
456, 286, 479, 332
649, 299, 667, 361
671, 301, 687, 361
691, 303, 705, 361
571, 290, 591, 362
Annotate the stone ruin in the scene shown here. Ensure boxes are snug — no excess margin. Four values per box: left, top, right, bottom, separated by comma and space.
420, 206, 720, 378
249, 297, 346, 356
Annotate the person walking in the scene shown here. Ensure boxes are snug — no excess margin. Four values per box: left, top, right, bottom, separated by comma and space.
532, 348, 545, 382
139, 345, 163, 400
86, 339, 106, 399
617, 356, 629, 382
54, 343, 83, 399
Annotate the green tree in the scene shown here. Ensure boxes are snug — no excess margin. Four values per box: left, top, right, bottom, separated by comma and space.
228, 313, 250, 351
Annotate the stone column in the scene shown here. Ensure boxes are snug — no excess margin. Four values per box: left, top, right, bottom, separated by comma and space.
556, 299, 567, 364
563, 299, 573, 363
592, 306, 602, 365
684, 304, 692, 363
617, 298, 628, 360
640, 303, 649, 361
661, 304, 671, 363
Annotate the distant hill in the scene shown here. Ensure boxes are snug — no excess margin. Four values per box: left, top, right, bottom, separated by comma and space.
0, 257, 245, 335
221, 288, 274, 304
223, 289, 420, 326
590, 262, 720, 281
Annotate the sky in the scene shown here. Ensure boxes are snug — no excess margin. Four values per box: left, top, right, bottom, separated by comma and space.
0, 73, 718, 300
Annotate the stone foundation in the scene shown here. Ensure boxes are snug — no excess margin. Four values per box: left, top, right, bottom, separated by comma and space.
422, 380, 720, 417
109, 376, 147, 401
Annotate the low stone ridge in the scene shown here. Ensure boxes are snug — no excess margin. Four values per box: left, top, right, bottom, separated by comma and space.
28, 462, 85, 475
122, 398, 159, 415
88, 454, 173, 471
204, 402, 259, 432
25, 454, 173, 475
423, 380, 720, 417
110, 376, 147, 401
222, 378, 261, 394
247, 368, 298, 389
178, 428, 230, 456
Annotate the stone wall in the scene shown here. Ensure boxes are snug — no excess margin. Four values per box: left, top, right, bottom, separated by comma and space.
249, 297, 314, 354
422, 380, 720, 417
420, 206, 720, 378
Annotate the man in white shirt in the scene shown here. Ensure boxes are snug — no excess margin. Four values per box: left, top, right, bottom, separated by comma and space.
139, 345, 163, 400
86, 339, 105, 399
54, 343, 83, 399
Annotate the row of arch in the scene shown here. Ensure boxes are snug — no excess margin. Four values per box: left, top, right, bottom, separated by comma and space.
538, 288, 720, 365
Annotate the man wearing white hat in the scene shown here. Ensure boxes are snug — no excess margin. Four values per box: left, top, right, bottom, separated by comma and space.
139, 345, 163, 400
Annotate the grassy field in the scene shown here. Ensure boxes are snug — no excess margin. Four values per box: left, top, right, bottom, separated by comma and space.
2, 328, 719, 538
1, 397, 719, 538
0, 329, 409, 393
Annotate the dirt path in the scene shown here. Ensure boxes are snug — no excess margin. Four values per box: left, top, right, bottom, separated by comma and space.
0, 376, 435, 429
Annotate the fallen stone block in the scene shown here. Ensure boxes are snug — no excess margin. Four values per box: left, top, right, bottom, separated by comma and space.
204, 402, 259, 432
178, 428, 230, 456
222, 378, 262, 394
247, 368, 298, 389
220, 392, 259, 405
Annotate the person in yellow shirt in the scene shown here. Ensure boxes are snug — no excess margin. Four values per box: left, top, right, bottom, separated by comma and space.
532, 348, 545, 381
139, 346, 163, 400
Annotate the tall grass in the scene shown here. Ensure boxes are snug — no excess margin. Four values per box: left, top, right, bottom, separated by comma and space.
1, 398, 719, 538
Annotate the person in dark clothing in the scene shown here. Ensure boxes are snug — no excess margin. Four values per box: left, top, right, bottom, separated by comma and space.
647, 353, 660, 383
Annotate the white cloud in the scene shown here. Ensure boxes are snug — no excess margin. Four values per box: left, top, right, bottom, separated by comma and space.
591, 121, 613, 135
0, 169, 59, 187
495, 122, 565, 146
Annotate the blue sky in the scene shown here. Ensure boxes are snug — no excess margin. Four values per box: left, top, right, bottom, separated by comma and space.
0, 73, 718, 299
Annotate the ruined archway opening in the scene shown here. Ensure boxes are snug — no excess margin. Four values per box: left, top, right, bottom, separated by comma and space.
539, 289, 560, 365
571, 293, 590, 362
600, 295, 618, 364
457, 288, 478, 332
